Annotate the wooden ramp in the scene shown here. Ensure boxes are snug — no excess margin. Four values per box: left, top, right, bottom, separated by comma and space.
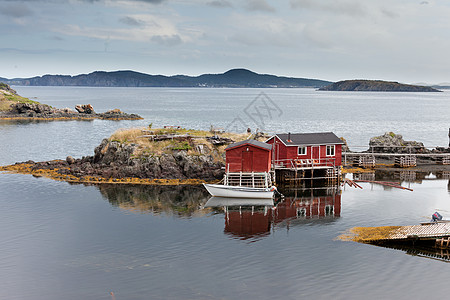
340, 221, 450, 244
389, 222, 450, 240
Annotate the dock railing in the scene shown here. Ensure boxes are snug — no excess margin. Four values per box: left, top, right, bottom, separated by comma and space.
273, 158, 337, 170
224, 172, 272, 188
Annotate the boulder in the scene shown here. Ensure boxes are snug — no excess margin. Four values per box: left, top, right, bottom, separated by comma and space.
369, 132, 427, 153
11, 103, 52, 114
75, 104, 95, 114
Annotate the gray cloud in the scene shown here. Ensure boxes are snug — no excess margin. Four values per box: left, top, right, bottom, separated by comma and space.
207, 0, 232, 8
381, 8, 398, 18
290, 0, 366, 16
0, 0, 165, 3
48, 35, 64, 41
135, 0, 165, 3
0, 3, 33, 18
119, 16, 146, 27
80, 0, 166, 3
244, 0, 275, 13
151, 34, 182, 46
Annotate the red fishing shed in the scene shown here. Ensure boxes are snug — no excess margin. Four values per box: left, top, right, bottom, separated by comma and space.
265, 132, 344, 168
225, 139, 272, 173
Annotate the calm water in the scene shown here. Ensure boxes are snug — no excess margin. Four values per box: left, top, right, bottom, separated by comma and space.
1, 87, 450, 299
1, 87, 449, 165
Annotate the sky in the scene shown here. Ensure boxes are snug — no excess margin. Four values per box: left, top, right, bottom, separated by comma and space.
1, 0, 450, 84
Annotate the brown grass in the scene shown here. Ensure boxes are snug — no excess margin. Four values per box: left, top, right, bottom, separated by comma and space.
0, 90, 40, 112
0, 100, 14, 111
109, 127, 250, 159
337, 226, 402, 243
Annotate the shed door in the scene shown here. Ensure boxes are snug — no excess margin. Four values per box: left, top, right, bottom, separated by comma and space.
242, 151, 253, 172
312, 146, 320, 160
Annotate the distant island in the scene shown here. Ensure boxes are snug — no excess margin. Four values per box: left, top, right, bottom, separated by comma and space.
0, 69, 331, 88
319, 80, 441, 92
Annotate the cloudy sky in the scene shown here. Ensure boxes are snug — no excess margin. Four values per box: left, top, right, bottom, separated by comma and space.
1, 0, 450, 83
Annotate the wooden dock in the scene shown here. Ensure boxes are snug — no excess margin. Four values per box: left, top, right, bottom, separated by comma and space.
342, 222, 450, 247
388, 222, 450, 240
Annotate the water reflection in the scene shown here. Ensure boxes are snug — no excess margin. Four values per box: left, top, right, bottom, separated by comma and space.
96, 184, 210, 217
205, 187, 341, 240
95, 183, 342, 241
353, 170, 450, 186
376, 244, 450, 263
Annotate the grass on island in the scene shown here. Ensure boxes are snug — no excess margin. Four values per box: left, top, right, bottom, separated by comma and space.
109, 127, 252, 161
0, 83, 40, 112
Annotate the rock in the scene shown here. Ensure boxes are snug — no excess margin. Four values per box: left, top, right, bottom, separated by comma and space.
369, 132, 427, 153
340, 137, 350, 152
75, 104, 95, 114
15, 137, 225, 182
11, 103, 52, 114
104, 108, 122, 114
66, 156, 75, 164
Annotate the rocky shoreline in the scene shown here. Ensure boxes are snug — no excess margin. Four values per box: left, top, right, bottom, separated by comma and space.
0, 138, 225, 185
0, 126, 238, 185
1, 129, 449, 185
0, 102, 142, 121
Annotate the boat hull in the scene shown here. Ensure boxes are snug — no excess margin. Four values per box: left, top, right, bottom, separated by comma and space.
203, 183, 274, 199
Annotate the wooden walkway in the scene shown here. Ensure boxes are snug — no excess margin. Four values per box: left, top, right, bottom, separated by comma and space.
389, 222, 450, 240
344, 222, 450, 245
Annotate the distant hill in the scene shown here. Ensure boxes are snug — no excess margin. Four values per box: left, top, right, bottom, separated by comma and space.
174, 69, 330, 88
319, 80, 441, 92
1, 69, 331, 88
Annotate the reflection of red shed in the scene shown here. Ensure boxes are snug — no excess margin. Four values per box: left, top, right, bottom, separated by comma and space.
225, 139, 272, 173
225, 210, 271, 239
273, 194, 341, 222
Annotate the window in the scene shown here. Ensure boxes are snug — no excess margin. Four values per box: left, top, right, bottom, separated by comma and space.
298, 146, 307, 155
325, 205, 334, 216
326, 145, 335, 156
297, 208, 307, 218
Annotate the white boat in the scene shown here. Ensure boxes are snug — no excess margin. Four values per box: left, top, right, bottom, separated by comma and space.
203, 183, 275, 199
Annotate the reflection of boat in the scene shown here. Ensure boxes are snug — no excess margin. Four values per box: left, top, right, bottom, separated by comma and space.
203, 183, 275, 199
205, 196, 274, 207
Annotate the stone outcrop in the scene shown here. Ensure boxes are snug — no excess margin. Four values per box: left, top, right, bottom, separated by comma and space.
75, 104, 95, 114
2, 102, 142, 120
10, 138, 225, 183
368, 132, 427, 153
91, 139, 224, 180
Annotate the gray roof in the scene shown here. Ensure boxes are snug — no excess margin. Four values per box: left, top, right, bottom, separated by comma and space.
272, 132, 344, 146
225, 139, 273, 151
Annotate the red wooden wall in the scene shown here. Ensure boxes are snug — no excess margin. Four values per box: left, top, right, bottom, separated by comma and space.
225, 144, 272, 173
266, 136, 342, 167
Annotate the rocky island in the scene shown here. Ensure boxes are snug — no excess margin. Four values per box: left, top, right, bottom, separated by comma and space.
319, 80, 441, 92
0, 83, 142, 121
0, 127, 252, 185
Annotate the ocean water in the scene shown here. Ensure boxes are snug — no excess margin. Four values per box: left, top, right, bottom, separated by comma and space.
0, 87, 449, 300
1, 86, 448, 165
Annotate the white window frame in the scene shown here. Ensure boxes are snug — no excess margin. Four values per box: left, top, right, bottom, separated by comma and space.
326, 145, 335, 156
298, 146, 307, 156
